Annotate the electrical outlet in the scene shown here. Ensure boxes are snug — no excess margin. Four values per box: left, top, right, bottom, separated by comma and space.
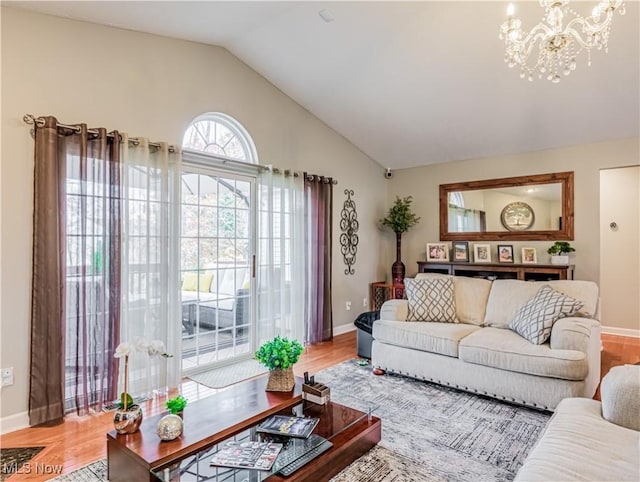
345, 301, 351, 311
1, 367, 14, 386
363, 297, 368, 307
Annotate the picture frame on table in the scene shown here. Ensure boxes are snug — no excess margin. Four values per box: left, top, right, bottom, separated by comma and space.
497, 244, 514, 263
426, 243, 449, 262
452, 241, 470, 262
473, 244, 491, 263
521, 247, 538, 264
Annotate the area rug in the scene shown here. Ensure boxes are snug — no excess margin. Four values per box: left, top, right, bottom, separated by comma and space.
53, 360, 550, 481
187, 359, 268, 389
49, 460, 106, 482
321, 361, 550, 481
0, 447, 45, 481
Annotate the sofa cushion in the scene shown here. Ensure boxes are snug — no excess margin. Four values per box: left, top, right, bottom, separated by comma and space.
373, 319, 480, 357
215, 267, 249, 295
484, 280, 599, 329
600, 365, 640, 431
416, 273, 491, 325
181, 291, 235, 311
459, 327, 589, 380
182, 273, 213, 292
405, 277, 457, 323
514, 398, 640, 481
509, 285, 584, 345
199, 294, 236, 312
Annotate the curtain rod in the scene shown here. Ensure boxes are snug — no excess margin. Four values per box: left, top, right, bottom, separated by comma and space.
24, 115, 337, 184
305, 173, 338, 185
266, 166, 337, 185
23, 114, 177, 153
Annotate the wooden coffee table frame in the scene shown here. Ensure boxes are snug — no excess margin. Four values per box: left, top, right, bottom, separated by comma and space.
107, 376, 381, 481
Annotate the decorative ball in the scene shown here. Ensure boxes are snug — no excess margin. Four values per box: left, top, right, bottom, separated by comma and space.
156, 414, 183, 441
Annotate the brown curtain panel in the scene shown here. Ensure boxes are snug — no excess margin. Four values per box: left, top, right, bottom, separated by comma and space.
30, 117, 121, 425
304, 175, 333, 343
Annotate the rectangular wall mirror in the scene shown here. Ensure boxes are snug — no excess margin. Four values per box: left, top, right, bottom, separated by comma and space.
439, 171, 574, 241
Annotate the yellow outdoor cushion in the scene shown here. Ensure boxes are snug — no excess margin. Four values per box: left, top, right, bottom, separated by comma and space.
182, 273, 213, 292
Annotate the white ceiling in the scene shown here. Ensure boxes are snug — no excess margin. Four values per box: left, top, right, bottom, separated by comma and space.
9, 1, 640, 169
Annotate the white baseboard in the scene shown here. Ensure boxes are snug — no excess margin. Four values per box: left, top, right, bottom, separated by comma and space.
601, 326, 640, 338
334, 323, 356, 337
0, 411, 29, 435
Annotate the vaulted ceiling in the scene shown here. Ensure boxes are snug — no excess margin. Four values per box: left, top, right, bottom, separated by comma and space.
9, 1, 640, 169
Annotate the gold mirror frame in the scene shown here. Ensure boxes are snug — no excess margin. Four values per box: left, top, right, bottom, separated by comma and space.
439, 171, 574, 241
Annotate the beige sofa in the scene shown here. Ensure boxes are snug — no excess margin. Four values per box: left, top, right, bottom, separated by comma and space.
515, 364, 640, 481
372, 274, 601, 410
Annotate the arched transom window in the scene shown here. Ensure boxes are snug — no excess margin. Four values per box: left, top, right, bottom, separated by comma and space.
449, 191, 465, 208
182, 112, 258, 163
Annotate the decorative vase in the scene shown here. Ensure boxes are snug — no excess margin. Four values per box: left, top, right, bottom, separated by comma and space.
551, 255, 569, 265
266, 367, 295, 392
391, 231, 405, 298
156, 414, 183, 441
113, 404, 143, 434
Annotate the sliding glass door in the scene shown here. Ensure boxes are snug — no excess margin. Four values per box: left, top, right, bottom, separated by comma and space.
180, 167, 255, 372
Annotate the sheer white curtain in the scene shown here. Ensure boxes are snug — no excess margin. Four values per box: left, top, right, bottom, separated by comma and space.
120, 136, 182, 397
257, 168, 306, 345
449, 206, 485, 232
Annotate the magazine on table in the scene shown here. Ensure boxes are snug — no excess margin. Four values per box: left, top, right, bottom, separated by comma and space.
256, 415, 319, 439
210, 440, 283, 471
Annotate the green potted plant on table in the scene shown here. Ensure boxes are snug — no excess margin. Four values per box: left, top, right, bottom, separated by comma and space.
255, 336, 304, 392
547, 241, 575, 265
166, 395, 188, 417
380, 196, 420, 295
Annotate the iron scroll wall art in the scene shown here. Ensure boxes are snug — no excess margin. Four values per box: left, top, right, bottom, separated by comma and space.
340, 189, 359, 275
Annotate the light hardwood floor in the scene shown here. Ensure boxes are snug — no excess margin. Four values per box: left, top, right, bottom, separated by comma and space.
1, 331, 638, 481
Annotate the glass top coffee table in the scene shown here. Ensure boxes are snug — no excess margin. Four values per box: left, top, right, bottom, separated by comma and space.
150, 398, 379, 481
106, 376, 381, 482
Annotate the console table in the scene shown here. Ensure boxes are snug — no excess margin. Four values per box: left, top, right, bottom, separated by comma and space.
417, 261, 574, 281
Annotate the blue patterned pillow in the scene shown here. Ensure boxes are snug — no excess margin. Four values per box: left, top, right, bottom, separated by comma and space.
405, 277, 458, 323
509, 285, 584, 344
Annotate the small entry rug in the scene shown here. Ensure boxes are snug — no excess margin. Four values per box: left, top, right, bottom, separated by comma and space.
187, 359, 268, 389
0, 447, 45, 481
55, 360, 550, 481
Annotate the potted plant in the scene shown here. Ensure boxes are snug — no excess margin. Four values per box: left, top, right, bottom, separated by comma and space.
547, 241, 575, 265
166, 395, 188, 417
380, 196, 420, 295
113, 342, 144, 434
255, 336, 304, 392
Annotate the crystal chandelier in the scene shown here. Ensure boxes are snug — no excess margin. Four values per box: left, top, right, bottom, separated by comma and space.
499, 0, 626, 82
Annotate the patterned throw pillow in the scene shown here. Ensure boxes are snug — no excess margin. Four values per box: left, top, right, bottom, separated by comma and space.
405, 277, 458, 323
509, 285, 584, 345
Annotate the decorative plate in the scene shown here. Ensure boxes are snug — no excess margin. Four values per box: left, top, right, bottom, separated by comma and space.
500, 202, 535, 231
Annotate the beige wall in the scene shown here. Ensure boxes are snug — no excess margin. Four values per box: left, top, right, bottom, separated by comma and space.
0, 8, 388, 420
386, 138, 639, 292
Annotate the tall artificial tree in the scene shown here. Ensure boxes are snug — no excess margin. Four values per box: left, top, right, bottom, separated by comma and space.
380, 196, 420, 296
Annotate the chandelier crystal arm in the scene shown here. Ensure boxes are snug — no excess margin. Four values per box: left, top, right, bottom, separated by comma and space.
564, 8, 615, 48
